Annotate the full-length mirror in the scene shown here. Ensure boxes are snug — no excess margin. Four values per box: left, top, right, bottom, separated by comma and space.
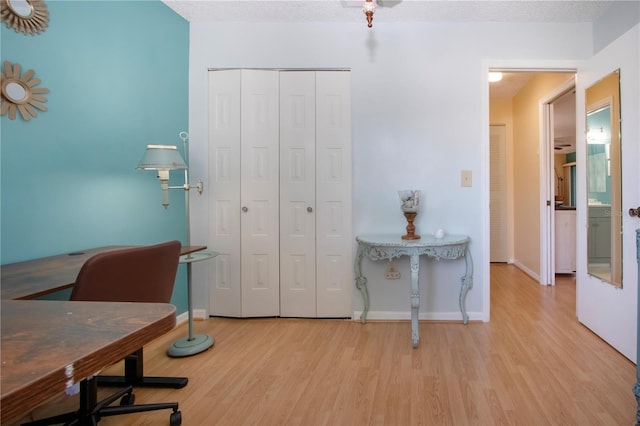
585, 69, 622, 287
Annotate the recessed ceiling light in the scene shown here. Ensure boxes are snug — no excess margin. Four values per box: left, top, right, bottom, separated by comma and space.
488, 72, 503, 83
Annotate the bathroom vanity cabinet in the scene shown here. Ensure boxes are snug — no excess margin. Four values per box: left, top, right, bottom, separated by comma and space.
588, 205, 612, 265
555, 209, 576, 273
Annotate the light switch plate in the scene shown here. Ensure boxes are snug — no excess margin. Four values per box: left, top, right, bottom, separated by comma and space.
461, 170, 472, 187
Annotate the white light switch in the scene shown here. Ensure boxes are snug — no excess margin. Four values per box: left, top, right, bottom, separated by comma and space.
461, 170, 472, 187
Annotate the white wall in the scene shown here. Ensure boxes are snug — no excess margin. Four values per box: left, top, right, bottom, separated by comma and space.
187, 22, 591, 321
593, 1, 640, 54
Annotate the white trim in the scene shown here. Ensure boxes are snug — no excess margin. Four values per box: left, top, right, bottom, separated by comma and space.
540, 101, 554, 285
538, 75, 576, 286
512, 259, 541, 282
175, 309, 208, 326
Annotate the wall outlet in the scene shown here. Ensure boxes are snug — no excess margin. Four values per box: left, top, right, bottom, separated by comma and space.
385, 263, 400, 279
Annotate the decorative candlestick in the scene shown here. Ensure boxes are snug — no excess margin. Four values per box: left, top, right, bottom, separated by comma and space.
398, 190, 421, 240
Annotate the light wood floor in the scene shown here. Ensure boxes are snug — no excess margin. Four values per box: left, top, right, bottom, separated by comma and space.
11, 264, 637, 425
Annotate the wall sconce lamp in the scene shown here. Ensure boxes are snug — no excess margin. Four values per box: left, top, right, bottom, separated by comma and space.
136, 134, 203, 209
137, 132, 215, 357
363, 0, 376, 28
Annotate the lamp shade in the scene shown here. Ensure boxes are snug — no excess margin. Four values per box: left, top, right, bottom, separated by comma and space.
136, 144, 187, 171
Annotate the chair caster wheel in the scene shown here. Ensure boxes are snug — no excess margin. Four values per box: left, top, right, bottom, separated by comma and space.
170, 410, 182, 426
120, 393, 135, 405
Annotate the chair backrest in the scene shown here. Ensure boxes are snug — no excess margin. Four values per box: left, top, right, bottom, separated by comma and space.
70, 240, 182, 303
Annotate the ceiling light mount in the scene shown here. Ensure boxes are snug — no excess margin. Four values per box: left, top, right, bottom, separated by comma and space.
363, 0, 375, 28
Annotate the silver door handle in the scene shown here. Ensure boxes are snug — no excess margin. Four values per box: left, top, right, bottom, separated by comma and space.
307, 207, 313, 213
242, 207, 248, 212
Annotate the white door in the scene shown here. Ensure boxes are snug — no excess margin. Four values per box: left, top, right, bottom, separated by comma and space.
315, 71, 352, 317
576, 25, 639, 361
280, 71, 317, 317
208, 69, 242, 316
490, 125, 508, 262
240, 70, 281, 317
279, 70, 352, 318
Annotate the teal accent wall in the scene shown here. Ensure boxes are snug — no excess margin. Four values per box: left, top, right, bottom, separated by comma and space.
1, 1, 191, 314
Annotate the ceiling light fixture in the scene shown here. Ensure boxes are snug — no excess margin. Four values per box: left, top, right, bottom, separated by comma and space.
488, 72, 503, 83
363, 0, 375, 28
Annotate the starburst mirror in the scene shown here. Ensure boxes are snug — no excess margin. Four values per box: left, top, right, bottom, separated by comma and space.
0, 0, 48, 35
1, 61, 48, 121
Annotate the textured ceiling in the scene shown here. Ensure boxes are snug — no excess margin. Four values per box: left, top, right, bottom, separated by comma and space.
162, 0, 616, 24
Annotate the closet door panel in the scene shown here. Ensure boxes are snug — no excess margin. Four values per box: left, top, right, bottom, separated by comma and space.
315, 71, 352, 317
280, 71, 317, 317
240, 70, 280, 317
208, 70, 242, 316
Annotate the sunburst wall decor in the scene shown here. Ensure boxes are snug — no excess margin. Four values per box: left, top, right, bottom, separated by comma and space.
1, 60, 49, 121
1, 0, 49, 35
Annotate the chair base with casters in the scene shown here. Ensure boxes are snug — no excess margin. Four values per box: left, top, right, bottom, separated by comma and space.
22, 376, 181, 426
97, 348, 188, 389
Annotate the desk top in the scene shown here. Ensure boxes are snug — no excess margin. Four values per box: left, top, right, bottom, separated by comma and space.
1, 245, 207, 300
356, 234, 469, 247
0, 300, 176, 422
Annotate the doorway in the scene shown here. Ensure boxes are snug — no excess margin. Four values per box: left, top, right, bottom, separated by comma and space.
488, 70, 576, 284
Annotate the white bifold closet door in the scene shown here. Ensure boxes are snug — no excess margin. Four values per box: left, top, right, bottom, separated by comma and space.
279, 71, 317, 317
279, 71, 352, 318
240, 71, 281, 317
208, 69, 280, 318
208, 69, 351, 318
312, 71, 352, 317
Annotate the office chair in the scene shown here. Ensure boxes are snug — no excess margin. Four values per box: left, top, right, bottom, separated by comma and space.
24, 241, 184, 426
72, 242, 189, 390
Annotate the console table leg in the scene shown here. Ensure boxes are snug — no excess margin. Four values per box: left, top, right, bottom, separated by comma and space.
354, 245, 370, 324
458, 248, 474, 324
633, 382, 640, 424
410, 253, 420, 348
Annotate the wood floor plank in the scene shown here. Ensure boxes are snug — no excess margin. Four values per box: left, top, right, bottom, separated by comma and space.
9, 265, 637, 425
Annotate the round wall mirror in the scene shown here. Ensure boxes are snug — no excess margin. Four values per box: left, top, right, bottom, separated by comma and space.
0, 0, 48, 35
7, 0, 33, 17
0, 61, 49, 121
2, 81, 28, 103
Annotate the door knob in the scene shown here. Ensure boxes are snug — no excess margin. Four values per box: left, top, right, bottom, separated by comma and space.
630, 207, 640, 217
307, 207, 313, 213
242, 206, 248, 212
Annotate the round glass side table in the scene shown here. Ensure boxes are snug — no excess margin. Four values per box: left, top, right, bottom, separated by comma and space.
167, 250, 218, 357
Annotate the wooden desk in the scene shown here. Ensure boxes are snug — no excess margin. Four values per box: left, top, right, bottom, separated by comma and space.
1, 245, 207, 300
354, 234, 473, 348
0, 300, 176, 422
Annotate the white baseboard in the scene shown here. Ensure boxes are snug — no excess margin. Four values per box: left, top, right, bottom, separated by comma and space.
175, 309, 208, 327
352, 310, 483, 322
511, 259, 540, 282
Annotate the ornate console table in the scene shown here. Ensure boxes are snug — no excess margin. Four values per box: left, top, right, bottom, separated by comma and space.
354, 234, 473, 348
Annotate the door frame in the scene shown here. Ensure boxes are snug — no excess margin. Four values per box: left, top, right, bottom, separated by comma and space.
489, 124, 508, 263
482, 59, 579, 321
539, 76, 576, 286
